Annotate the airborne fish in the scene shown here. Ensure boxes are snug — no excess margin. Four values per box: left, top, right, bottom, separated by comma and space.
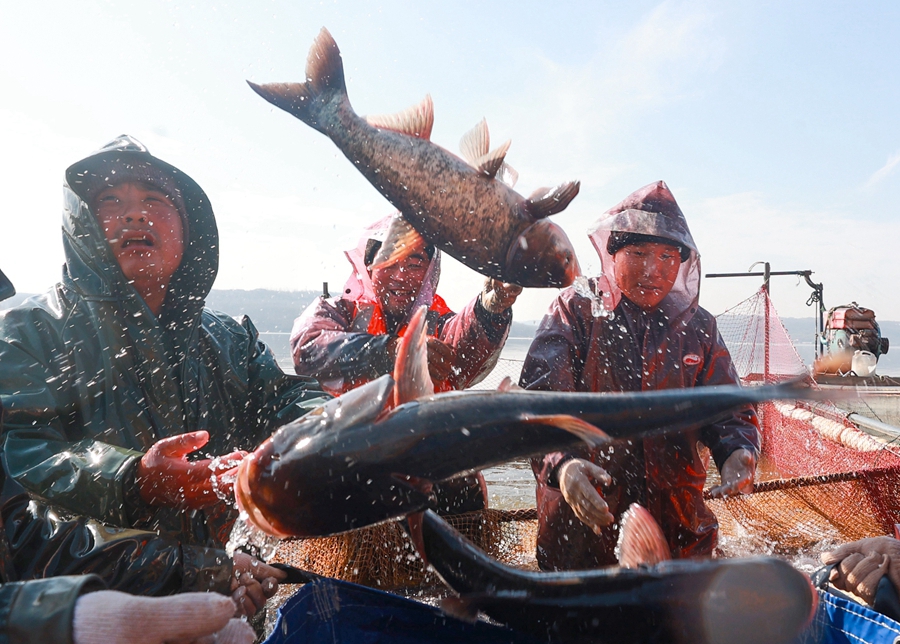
247, 27, 581, 288
423, 510, 816, 644
234, 307, 830, 539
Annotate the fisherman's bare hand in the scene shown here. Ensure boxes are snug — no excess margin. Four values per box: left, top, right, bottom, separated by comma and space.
481, 278, 523, 314
136, 431, 246, 510
822, 537, 900, 603
559, 458, 614, 534
707, 448, 756, 498
230, 552, 288, 618
426, 337, 456, 382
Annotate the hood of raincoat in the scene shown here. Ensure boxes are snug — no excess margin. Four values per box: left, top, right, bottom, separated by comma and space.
63, 134, 218, 352
586, 180, 700, 324
342, 214, 441, 328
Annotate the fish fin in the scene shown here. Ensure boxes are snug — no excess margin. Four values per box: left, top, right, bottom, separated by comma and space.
405, 511, 429, 563
497, 162, 519, 188
247, 28, 345, 134
459, 118, 489, 165
440, 596, 479, 623
524, 181, 581, 218
371, 216, 427, 269
616, 503, 671, 568
459, 120, 517, 185
393, 305, 435, 407
365, 95, 434, 141
474, 140, 512, 180
520, 414, 610, 447
497, 376, 522, 392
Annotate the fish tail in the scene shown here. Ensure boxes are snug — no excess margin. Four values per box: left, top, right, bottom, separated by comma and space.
616, 503, 671, 568
247, 27, 347, 134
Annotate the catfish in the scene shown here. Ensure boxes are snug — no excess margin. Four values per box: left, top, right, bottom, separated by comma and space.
235, 305, 834, 539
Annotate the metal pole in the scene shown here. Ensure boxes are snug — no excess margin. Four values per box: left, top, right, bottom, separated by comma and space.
706, 266, 822, 377
764, 262, 771, 383
847, 413, 900, 439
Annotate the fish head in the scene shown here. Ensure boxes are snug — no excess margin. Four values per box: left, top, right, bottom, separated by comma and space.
505, 219, 581, 288
233, 375, 394, 537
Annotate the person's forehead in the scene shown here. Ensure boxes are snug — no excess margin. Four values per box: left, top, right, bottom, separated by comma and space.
94, 180, 172, 197
622, 241, 679, 253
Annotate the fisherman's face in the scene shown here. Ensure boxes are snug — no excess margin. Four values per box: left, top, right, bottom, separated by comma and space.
370, 248, 430, 320
93, 181, 185, 288
612, 241, 681, 310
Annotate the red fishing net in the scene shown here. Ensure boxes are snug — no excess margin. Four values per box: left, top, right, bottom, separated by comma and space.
712, 288, 900, 557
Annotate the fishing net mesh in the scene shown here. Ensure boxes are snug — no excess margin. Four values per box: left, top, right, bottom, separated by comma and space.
271, 509, 539, 591
271, 287, 900, 592
711, 288, 900, 556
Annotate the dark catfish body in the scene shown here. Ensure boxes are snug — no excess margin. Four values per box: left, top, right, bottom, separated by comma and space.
248, 27, 580, 287
422, 511, 816, 644
235, 379, 820, 539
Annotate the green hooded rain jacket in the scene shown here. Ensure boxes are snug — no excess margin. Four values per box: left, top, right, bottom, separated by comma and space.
0, 135, 328, 552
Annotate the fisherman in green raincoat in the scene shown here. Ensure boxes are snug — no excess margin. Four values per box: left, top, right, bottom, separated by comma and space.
0, 135, 329, 616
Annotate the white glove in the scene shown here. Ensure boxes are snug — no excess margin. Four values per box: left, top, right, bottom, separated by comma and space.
73, 590, 254, 644
707, 448, 756, 498
822, 536, 900, 604
559, 458, 614, 534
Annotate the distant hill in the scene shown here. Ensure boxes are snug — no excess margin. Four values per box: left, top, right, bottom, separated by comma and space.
205, 289, 320, 333
4, 290, 896, 352
510, 320, 539, 338
0, 289, 320, 334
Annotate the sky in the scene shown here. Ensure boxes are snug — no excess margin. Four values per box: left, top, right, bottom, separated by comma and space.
1, 0, 898, 326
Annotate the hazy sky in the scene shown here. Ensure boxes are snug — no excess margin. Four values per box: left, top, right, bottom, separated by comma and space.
2, 1, 897, 325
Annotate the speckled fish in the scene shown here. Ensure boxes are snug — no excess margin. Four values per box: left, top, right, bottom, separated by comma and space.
247, 27, 581, 288
234, 307, 829, 538
423, 510, 816, 644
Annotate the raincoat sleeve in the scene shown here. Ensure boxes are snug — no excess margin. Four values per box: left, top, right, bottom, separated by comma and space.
435, 295, 512, 389
0, 492, 232, 596
693, 315, 760, 470
519, 290, 592, 488
239, 315, 330, 446
0, 302, 143, 528
0, 574, 105, 644
0, 393, 233, 599
290, 297, 394, 394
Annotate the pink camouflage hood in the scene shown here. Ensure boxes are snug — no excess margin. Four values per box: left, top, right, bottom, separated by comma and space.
342, 214, 442, 327
586, 181, 701, 324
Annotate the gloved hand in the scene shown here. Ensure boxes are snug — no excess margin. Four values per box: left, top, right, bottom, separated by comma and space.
426, 337, 456, 383
558, 458, 614, 534
481, 278, 523, 314
706, 448, 756, 498
73, 590, 254, 644
231, 551, 288, 617
136, 431, 246, 510
821, 537, 900, 604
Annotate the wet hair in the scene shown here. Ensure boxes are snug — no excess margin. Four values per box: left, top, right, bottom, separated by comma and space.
364, 239, 436, 267
606, 232, 690, 263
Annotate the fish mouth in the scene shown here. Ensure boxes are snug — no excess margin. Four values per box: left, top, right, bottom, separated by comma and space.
234, 454, 292, 539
